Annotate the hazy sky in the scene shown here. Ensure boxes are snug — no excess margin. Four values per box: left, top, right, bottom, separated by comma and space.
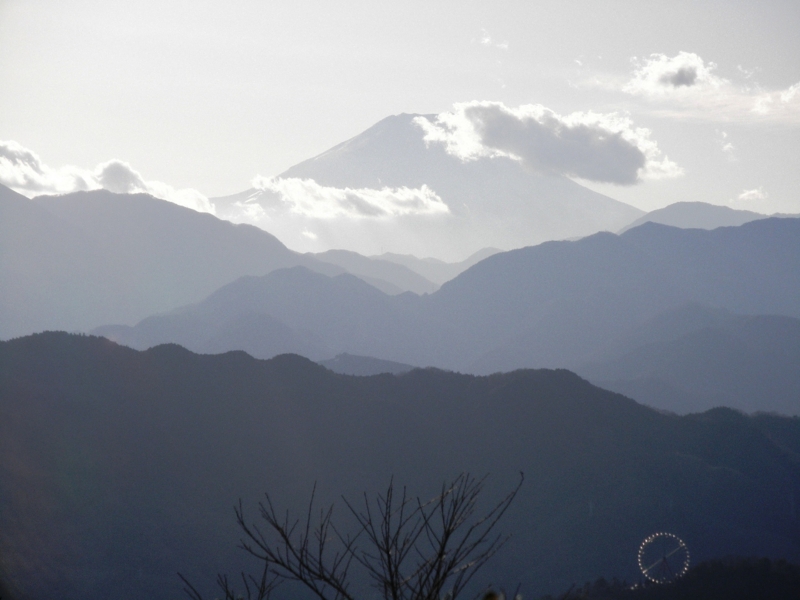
2, 0, 799, 215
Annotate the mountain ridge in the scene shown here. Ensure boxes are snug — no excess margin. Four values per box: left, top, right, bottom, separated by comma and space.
2, 331, 799, 599
93, 217, 800, 416
1, 183, 452, 339
618, 201, 771, 233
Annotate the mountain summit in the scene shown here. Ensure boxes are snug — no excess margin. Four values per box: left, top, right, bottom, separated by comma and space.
212, 114, 643, 260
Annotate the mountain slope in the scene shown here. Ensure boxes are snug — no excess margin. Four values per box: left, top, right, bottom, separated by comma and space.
95, 218, 800, 416
373, 247, 501, 286
461, 218, 800, 373
1, 184, 122, 338
618, 202, 771, 233
312, 249, 438, 294
318, 352, 414, 375
213, 114, 643, 259
0, 185, 348, 338
576, 306, 800, 414
1, 332, 799, 599
94, 266, 412, 361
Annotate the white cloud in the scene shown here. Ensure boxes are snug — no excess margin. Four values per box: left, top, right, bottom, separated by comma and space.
737, 187, 768, 202
477, 29, 508, 50
249, 176, 450, 219
0, 140, 92, 194
414, 101, 681, 185
0, 140, 213, 213
716, 130, 736, 161
737, 65, 760, 80
211, 179, 453, 259
752, 95, 774, 115
781, 82, 800, 103
624, 52, 726, 97
620, 52, 800, 124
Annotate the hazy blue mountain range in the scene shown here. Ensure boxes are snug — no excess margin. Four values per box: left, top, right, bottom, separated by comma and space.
93, 267, 404, 361
211, 114, 644, 259
576, 305, 800, 415
618, 202, 772, 233
371, 247, 501, 286
0, 184, 346, 338
311, 249, 438, 294
3, 183, 483, 339
1, 181, 512, 340
310, 246, 504, 293
462, 218, 800, 376
318, 352, 414, 375
95, 218, 800, 416
2, 333, 799, 599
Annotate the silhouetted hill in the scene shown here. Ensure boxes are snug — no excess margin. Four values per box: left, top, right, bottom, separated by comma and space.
576, 306, 800, 414
213, 114, 643, 258
1, 333, 799, 599
618, 202, 772, 233
0, 184, 348, 339
318, 352, 414, 375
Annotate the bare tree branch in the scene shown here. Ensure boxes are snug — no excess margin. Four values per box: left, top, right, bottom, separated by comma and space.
181, 473, 523, 600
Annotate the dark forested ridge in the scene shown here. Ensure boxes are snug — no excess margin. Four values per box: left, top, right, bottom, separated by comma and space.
1, 333, 799, 599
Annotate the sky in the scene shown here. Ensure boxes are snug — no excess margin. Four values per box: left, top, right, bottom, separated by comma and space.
2, 0, 800, 241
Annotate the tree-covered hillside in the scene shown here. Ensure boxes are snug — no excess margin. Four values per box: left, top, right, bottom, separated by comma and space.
1, 333, 799, 599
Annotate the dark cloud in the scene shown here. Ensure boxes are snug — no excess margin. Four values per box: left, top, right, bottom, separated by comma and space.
95, 160, 148, 194
659, 66, 698, 87
465, 104, 646, 184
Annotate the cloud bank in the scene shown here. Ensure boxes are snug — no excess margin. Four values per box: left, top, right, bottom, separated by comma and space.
0, 140, 213, 213
250, 176, 449, 220
414, 101, 681, 184
213, 178, 453, 260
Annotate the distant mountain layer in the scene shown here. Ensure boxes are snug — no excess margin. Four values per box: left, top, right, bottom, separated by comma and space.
618, 201, 798, 233
0, 184, 351, 338
212, 114, 643, 259
576, 305, 800, 415
93, 268, 401, 361
2, 333, 799, 599
308, 248, 502, 294
96, 218, 800, 416
318, 352, 414, 375
311, 249, 438, 294
461, 218, 800, 376
3, 184, 475, 339
373, 247, 502, 286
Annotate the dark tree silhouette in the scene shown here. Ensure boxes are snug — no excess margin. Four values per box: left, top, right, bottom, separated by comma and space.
181, 473, 523, 600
